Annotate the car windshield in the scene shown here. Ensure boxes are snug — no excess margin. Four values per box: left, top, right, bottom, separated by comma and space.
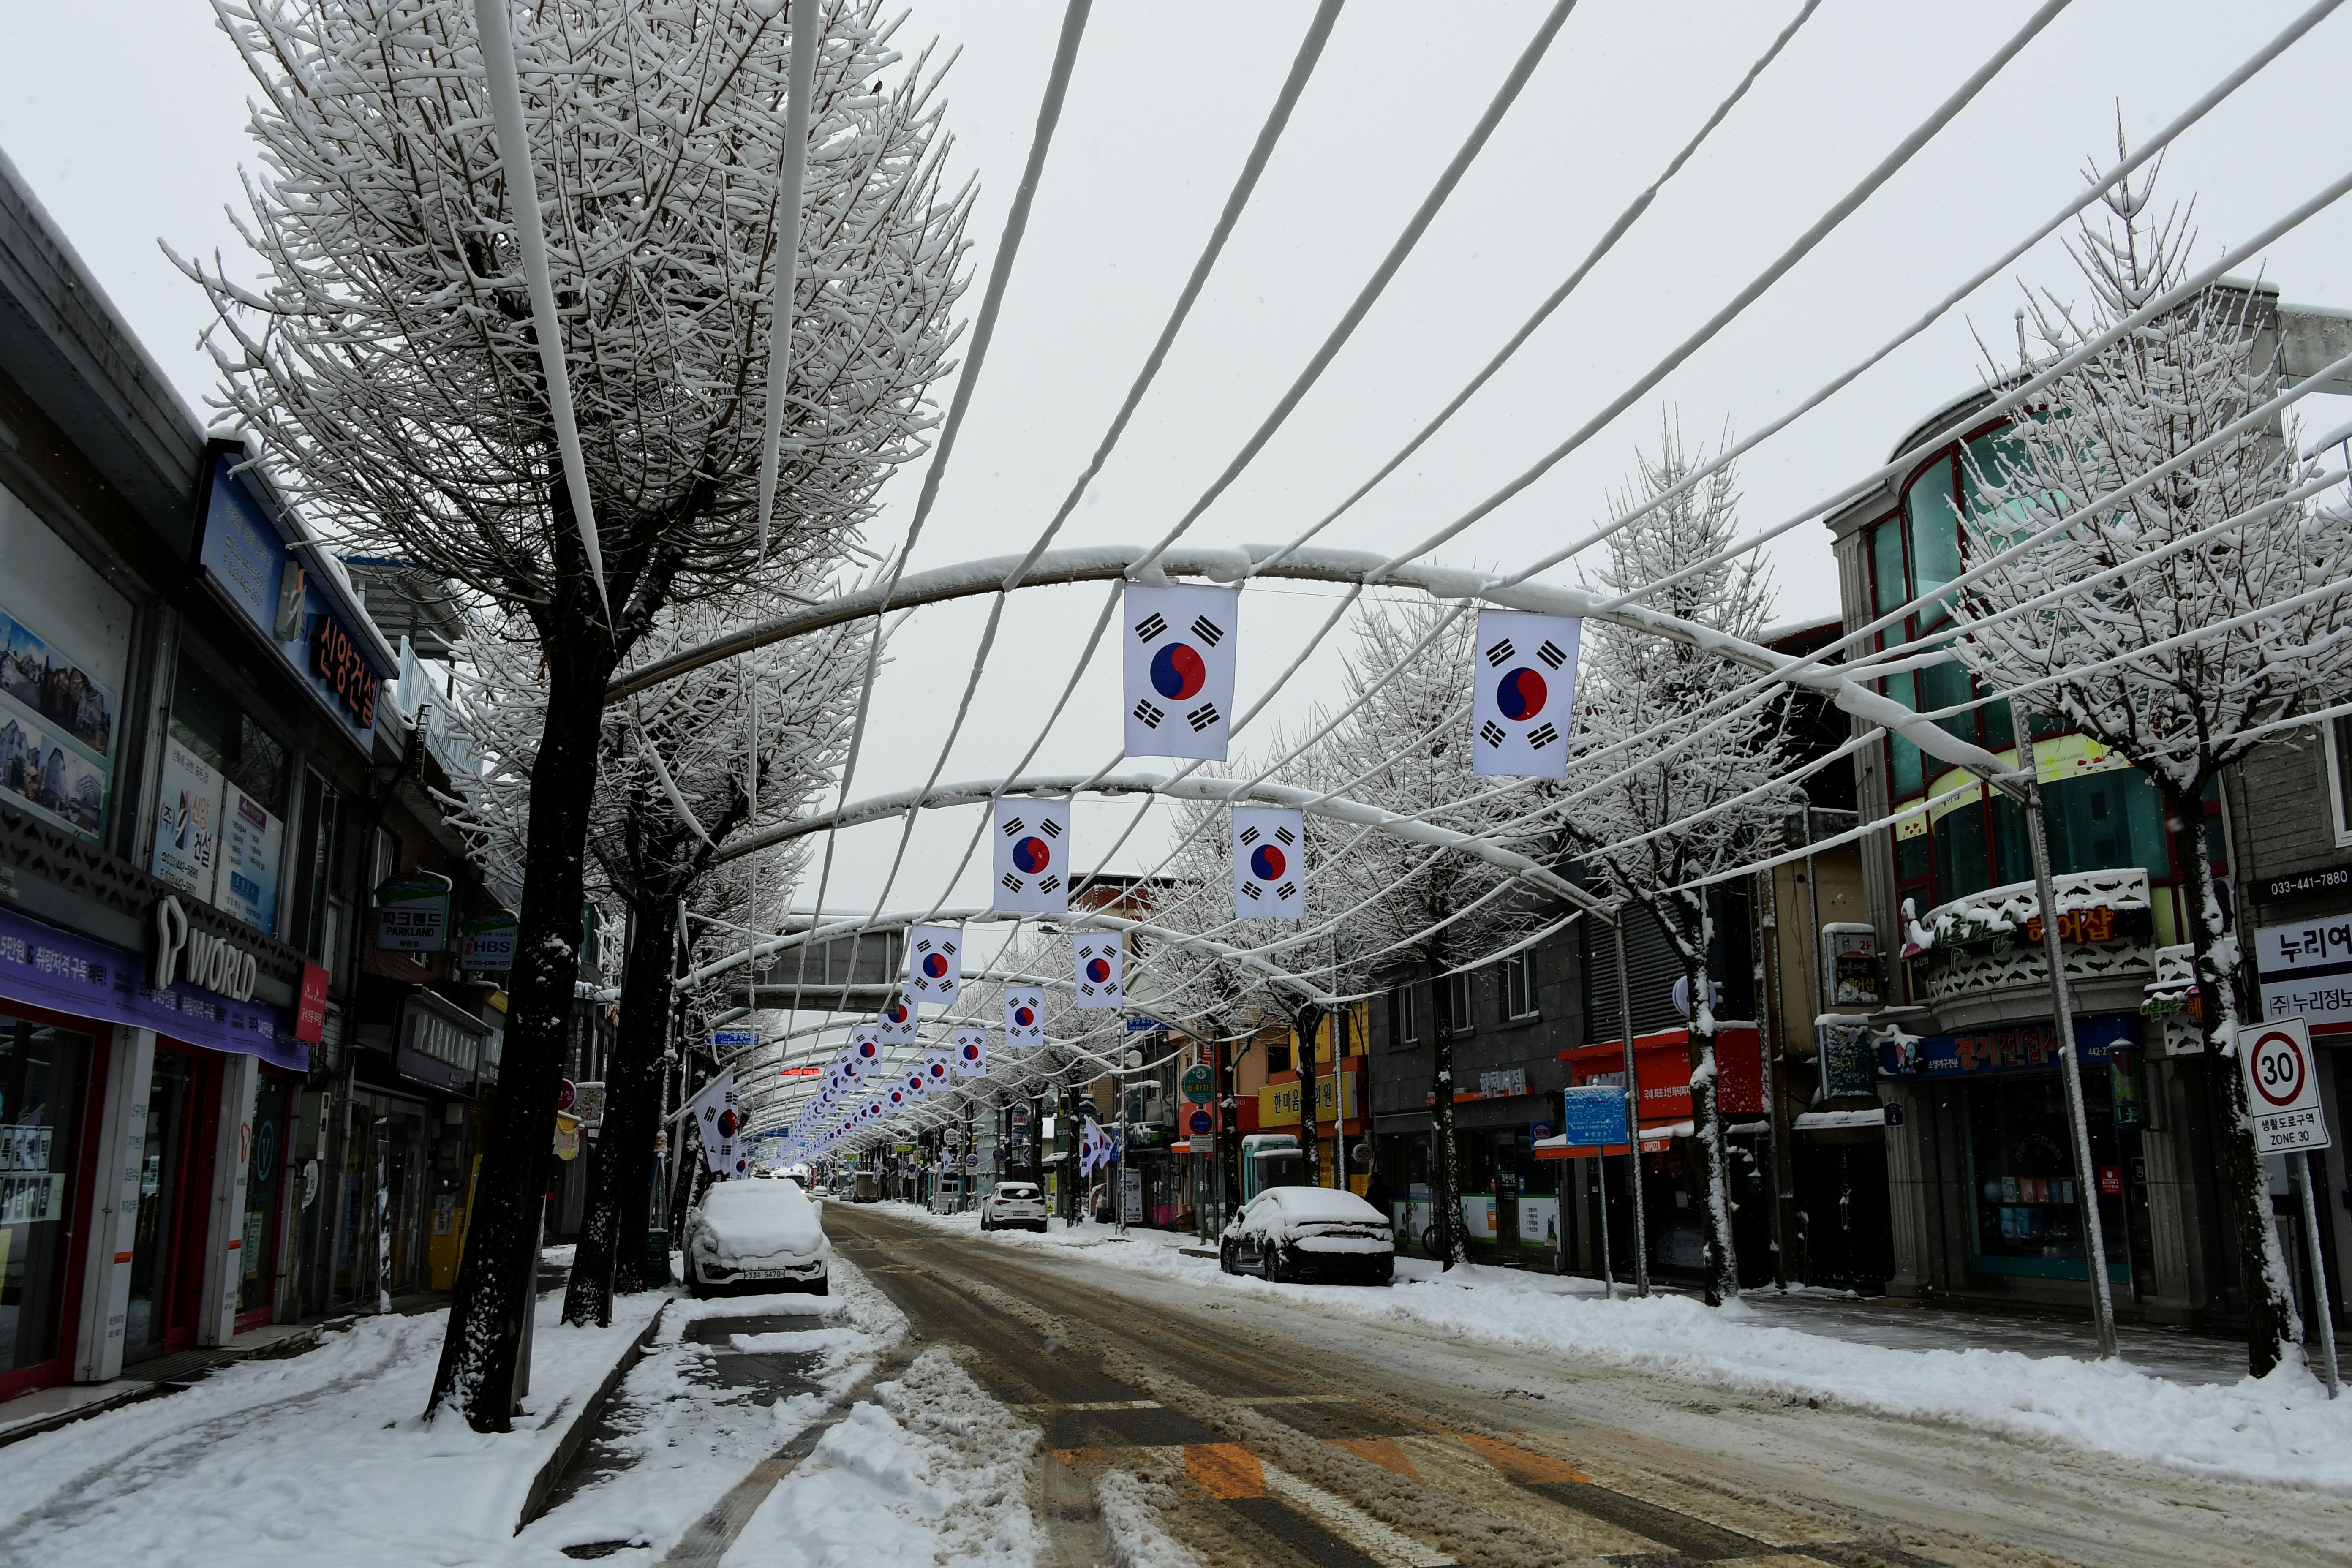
996, 1184, 1039, 1200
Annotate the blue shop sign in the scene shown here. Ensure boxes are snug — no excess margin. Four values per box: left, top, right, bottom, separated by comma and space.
195, 453, 391, 753
1879, 1013, 2137, 1078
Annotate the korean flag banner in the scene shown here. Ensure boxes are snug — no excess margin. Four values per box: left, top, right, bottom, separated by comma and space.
838, 1051, 864, 1085
1231, 806, 1305, 919
908, 925, 964, 1002
1073, 932, 1124, 1010
1004, 986, 1044, 1048
1470, 609, 1581, 779
923, 1051, 953, 1088
1123, 583, 1239, 761
953, 1026, 988, 1078
903, 1066, 928, 1099
878, 994, 920, 1045
850, 1026, 882, 1065
993, 798, 1070, 915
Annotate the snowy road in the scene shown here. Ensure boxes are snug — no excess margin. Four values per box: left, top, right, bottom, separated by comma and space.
824, 1202, 2352, 1568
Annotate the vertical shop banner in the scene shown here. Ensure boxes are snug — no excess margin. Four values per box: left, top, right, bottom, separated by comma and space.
992, 798, 1069, 915
151, 738, 222, 897
212, 784, 283, 933
1122, 584, 1239, 761
1073, 933, 1123, 1009
1004, 986, 1044, 1047
1230, 806, 1305, 919
1469, 609, 1580, 779
0, 596, 117, 843
907, 924, 963, 1002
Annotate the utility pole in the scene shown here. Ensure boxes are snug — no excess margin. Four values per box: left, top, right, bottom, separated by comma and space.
1613, 917, 1651, 1298
1298, 1007, 1322, 1190
2010, 699, 2119, 1358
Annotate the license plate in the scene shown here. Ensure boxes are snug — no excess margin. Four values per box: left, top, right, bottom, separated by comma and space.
731, 1266, 811, 1280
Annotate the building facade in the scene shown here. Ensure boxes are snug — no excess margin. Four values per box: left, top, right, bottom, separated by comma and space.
0, 150, 501, 1409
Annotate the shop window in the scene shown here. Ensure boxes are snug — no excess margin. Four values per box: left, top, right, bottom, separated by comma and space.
1442, 972, 1473, 1036
0, 1014, 88, 1378
1392, 985, 1419, 1045
1265, 1042, 1292, 1075
1961, 1073, 2129, 1282
1880, 669, 1924, 799
1903, 457, 1963, 631
2327, 716, 2352, 847
294, 771, 352, 976
1869, 516, 1909, 626
1504, 951, 1538, 1020
2042, 768, 2167, 880
1933, 795, 1994, 902
0, 486, 133, 847
168, 656, 287, 814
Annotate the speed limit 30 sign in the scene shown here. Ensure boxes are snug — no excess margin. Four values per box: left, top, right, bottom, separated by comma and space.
2240, 1015, 2332, 1154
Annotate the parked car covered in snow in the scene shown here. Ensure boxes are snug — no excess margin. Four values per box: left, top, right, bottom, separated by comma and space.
1220, 1186, 1394, 1285
685, 1176, 830, 1297
980, 1181, 1048, 1233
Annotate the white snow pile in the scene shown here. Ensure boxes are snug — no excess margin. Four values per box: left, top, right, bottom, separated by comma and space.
721, 1347, 1039, 1568
516, 1261, 902, 1565
1094, 1467, 1201, 1568
1368, 1272, 2352, 1493
0, 1287, 664, 1568
692, 1178, 829, 1271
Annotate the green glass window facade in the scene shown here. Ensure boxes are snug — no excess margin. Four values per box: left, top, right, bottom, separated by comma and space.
1864, 425, 2182, 915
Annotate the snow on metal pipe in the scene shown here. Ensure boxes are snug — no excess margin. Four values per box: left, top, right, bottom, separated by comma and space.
753, 0, 820, 564
472, 0, 609, 617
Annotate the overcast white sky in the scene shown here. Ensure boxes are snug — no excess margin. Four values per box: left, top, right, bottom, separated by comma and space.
4, 0, 2349, 991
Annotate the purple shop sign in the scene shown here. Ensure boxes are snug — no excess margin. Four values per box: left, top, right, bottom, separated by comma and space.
0, 903, 306, 1071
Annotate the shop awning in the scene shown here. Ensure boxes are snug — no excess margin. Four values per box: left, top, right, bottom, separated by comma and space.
1792, 1107, 1886, 1131
1532, 1119, 1691, 1159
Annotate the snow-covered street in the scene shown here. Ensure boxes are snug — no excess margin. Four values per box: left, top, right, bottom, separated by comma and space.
3, 1209, 2349, 1566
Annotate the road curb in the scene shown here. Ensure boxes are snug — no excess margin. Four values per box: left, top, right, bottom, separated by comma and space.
516, 1297, 671, 1534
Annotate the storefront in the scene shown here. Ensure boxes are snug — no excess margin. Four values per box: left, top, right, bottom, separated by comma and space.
1543, 1025, 1767, 1282
1877, 1013, 2148, 1299
0, 896, 305, 1390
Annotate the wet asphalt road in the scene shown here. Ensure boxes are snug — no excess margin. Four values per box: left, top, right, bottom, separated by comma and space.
823, 1201, 2352, 1568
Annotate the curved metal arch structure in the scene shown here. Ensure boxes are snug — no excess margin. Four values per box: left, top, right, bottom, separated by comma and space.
604, 542, 2011, 786
709, 770, 1605, 911
686, 905, 1345, 1006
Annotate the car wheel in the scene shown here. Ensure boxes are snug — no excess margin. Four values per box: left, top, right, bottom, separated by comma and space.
686, 1271, 706, 1301
1219, 1239, 1237, 1274
1264, 1247, 1285, 1283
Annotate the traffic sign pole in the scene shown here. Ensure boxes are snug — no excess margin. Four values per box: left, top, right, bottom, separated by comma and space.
2240, 1017, 2338, 1396
2296, 1152, 2341, 1397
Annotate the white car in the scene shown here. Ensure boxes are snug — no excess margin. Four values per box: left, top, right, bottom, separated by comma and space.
1220, 1187, 1394, 1285
685, 1176, 830, 1297
979, 1180, 1048, 1233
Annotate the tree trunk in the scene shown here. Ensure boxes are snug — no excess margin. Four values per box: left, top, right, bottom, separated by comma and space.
1669, 897, 1740, 1307
427, 625, 616, 1429
1430, 994, 1469, 1271
2163, 787, 2299, 1375
564, 896, 677, 1326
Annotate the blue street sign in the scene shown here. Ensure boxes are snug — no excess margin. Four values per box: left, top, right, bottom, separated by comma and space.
1125, 1015, 1167, 1033
1558, 1086, 1629, 1147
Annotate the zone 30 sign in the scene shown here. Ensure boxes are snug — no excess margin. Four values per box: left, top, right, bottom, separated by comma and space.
2239, 1015, 2332, 1154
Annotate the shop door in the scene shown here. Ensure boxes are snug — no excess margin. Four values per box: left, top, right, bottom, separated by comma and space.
238, 1076, 293, 1328
0, 1013, 91, 1391
124, 1047, 219, 1361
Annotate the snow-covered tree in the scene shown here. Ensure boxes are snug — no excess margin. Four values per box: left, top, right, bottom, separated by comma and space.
440, 591, 865, 1325
1313, 599, 1547, 1268
183, 0, 969, 1426
1952, 151, 2352, 1375
1567, 418, 1788, 1307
